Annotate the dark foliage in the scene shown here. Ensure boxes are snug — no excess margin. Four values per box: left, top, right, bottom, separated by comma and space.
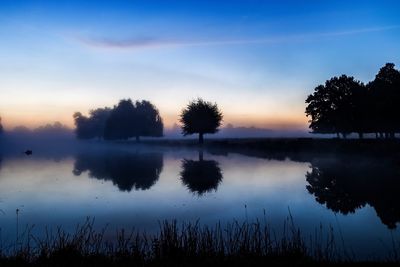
104, 99, 163, 141
306, 157, 400, 229
306, 63, 400, 138
73, 99, 163, 141
73, 108, 111, 139
0, 116, 3, 134
103, 99, 136, 140
305, 75, 365, 138
73, 152, 163, 191
367, 63, 400, 138
180, 152, 223, 195
180, 98, 223, 144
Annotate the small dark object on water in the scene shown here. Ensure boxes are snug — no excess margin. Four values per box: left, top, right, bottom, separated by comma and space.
24, 150, 33, 156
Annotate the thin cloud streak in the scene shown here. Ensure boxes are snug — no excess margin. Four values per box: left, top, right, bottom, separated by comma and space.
78, 25, 400, 50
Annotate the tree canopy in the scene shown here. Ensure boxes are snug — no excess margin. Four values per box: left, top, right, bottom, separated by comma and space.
180, 98, 223, 144
367, 63, 400, 138
104, 99, 163, 141
73, 108, 111, 139
306, 63, 400, 138
73, 99, 163, 141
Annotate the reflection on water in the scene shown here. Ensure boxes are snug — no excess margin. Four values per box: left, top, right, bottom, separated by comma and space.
73, 151, 163, 191
0, 146, 399, 258
306, 157, 400, 229
180, 151, 223, 195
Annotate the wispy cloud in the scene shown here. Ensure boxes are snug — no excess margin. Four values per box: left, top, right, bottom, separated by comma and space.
77, 25, 400, 50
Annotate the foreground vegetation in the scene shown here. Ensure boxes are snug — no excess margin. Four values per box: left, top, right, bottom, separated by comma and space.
0, 218, 399, 267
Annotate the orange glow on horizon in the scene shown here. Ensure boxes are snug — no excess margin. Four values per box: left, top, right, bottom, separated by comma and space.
1, 109, 309, 131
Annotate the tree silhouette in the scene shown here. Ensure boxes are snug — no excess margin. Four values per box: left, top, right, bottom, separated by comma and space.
367, 63, 400, 138
104, 99, 163, 141
305, 75, 365, 138
135, 100, 163, 139
73, 108, 111, 139
180, 98, 223, 144
103, 99, 137, 140
73, 152, 163, 191
0, 117, 3, 135
306, 157, 400, 229
306, 63, 400, 138
180, 151, 223, 195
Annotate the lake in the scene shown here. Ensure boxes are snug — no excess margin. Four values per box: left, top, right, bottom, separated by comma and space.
0, 142, 399, 260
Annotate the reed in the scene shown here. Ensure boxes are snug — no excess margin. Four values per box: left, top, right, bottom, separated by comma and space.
0, 217, 398, 266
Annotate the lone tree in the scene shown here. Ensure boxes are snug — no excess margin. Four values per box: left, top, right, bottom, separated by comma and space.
180, 98, 223, 144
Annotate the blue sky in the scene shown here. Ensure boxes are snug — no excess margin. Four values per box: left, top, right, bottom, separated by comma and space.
0, 0, 399, 129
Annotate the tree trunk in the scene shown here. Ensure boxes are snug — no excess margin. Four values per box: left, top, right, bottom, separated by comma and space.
390, 132, 395, 139
375, 133, 378, 139
358, 132, 363, 139
336, 132, 340, 139
342, 133, 347, 139
379, 132, 384, 139
198, 150, 204, 161
199, 133, 204, 144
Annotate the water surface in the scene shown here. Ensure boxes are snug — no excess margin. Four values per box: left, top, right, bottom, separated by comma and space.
0, 144, 399, 259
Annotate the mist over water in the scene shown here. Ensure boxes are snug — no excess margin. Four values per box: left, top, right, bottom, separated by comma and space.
0, 140, 399, 260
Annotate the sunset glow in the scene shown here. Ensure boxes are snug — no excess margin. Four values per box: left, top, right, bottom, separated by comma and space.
1, 0, 399, 130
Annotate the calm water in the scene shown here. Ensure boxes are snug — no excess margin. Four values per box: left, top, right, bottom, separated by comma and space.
0, 143, 399, 259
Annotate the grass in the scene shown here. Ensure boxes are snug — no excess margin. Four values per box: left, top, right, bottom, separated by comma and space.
0, 216, 399, 266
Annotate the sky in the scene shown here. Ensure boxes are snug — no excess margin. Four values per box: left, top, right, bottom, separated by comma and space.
0, 0, 399, 130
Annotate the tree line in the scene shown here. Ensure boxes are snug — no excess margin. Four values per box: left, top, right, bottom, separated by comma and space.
74, 98, 223, 143
73, 99, 164, 141
2, 62, 398, 141
306, 63, 400, 139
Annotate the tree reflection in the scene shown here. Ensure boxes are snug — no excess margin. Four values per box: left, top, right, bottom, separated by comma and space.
73, 152, 163, 192
306, 157, 400, 229
180, 151, 223, 195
